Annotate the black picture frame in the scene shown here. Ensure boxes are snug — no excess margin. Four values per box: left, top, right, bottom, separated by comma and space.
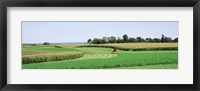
0, 0, 200, 91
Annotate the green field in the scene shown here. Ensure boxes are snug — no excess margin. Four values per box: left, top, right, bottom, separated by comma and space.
22, 43, 178, 69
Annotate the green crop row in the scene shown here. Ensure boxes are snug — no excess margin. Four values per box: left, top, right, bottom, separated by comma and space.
22, 52, 84, 64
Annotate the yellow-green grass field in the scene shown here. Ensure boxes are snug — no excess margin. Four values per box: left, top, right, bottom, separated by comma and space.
78, 43, 178, 51
22, 43, 178, 69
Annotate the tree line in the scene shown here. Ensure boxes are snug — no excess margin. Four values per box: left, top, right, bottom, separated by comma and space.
87, 34, 178, 44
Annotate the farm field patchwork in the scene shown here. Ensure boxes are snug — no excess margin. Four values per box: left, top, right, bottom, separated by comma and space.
22, 43, 178, 69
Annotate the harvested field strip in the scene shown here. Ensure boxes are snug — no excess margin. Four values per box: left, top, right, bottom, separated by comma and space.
78, 54, 117, 60
78, 45, 178, 51
101, 43, 178, 48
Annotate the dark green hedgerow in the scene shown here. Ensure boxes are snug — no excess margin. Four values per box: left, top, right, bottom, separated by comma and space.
22, 52, 84, 64
77, 45, 178, 51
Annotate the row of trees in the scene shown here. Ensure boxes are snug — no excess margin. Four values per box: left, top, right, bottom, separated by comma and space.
87, 34, 178, 44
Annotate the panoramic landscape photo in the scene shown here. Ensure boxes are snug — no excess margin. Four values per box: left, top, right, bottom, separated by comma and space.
22, 21, 178, 69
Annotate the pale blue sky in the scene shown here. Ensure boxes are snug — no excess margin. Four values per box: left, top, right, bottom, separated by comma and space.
22, 21, 178, 43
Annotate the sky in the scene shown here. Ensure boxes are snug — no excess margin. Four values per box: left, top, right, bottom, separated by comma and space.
22, 21, 178, 43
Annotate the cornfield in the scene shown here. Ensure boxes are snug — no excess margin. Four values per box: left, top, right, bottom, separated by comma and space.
22, 52, 84, 64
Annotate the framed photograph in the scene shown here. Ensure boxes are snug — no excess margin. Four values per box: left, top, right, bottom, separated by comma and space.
0, 0, 199, 91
